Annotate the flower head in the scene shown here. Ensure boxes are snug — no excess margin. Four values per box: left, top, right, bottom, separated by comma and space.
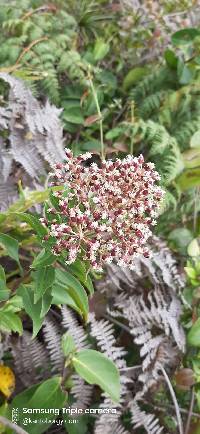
42, 149, 164, 271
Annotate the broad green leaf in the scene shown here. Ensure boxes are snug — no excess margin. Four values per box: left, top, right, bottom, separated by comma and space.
178, 62, 193, 85
164, 49, 178, 69
123, 67, 148, 91
182, 148, 200, 169
169, 228, 193, 253
32, 266, 55, 303
0, 311, 22, 335
105, 126, 125, 140
72, 349, 120, 402
172, 28, 200, 45
187, 318, 200, 347
184, 267, 197, 279
11, 377, 67, 434
63, 107, 84, 125
176, 168, 200, 191
93, 38, 110, 61
62, 333, 76, 357
55, 269, 89, 320
8, 295, 23, 310
0, 290, 10, 302
196, 391, 200, 415
0, 265, 6, 290
184, 267, 196, 280
31, 249, 55, 268
64, 414, 89, 434
0, 265, 10, 301
0, 233, 22, 273
52, 284, 82, 315
81, 140, 101, 152
68, 259, 94, 295
190, 130, 200, 148
40, 292, 53, 318
17, 285, 43, 338
187, 239, 200, 257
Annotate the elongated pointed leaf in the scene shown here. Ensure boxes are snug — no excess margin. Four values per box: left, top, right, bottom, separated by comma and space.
0, 233, 22, 273
72, 349, 120, 402
32, 266, 55, 303
17, 285, 43, 338
55, 269, 88, 320
188, 318, 200, 347
32, 249, 55, 268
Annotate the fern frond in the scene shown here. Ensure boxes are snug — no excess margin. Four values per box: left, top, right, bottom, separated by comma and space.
130, 400, 164, 434
11, 331, 49, 386
43, 319, 64, 373
70, 375, 93, 411
95, 419, 130, 434
88, 313, 127, 369
61, 306, 90, 350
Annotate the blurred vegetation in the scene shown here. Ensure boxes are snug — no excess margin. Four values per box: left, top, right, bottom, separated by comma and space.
1, 0, 200, 433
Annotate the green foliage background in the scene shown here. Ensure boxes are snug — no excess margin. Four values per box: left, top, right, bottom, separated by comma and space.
1, 0, 200, 433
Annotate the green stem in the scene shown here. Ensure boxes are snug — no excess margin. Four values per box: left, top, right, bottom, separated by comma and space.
88, 74, 105, 160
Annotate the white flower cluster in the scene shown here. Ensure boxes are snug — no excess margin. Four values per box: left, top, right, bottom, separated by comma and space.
41, 149, 164, 271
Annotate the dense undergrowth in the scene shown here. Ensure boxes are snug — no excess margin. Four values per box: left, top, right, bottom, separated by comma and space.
0, 1, 200, 434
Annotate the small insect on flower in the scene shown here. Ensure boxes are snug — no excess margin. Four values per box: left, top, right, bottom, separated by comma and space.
42, 149, 164, 271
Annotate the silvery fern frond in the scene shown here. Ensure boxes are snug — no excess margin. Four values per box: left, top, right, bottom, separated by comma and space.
130, 400, 164, 434
70, 375, 93, 411
61, 307, 93, 411
43, 319, 64, 373
61, 306, 90, 350
88, 313, 127, 369
11, 331, 49, 387
0, 73, 65, 209
89, 313, 131, 433
0, 106, 10, 129
95, 419, 130, 434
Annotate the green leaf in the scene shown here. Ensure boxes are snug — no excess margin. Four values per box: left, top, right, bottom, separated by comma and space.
13, 212, 48, 237
187, 239, 200, 257
169, 228, 193, 253
172, 28, 200, 45
164, 49, 178, 69
177, 61, 193, 85
105, 126, 125, 140
52, 284, 82, 315
17, 285, 43, 338
93, 38, 110, 61
12, 377, 67, 434
31, 249, 55, 268
123, 67, 148, 91
81, 140, 101, 152
32, 266, 55, 303
63, 107, 84, 125
55, 269, 89, 320
62, 333, 76, 357
0, 265, 10, 301
72, 349, 120, 402
182, 148, 200, 169
184, 267, 197, 280
68, 259, 94, 295
0, 310, 22, 335
0, 233, 22, 272
190, 130, 200, 148
0, 265, 6, 290
64, 414, 89, 434
40, 292, 53, 318
187, 318, 200, 347
176, 168, 200, 190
